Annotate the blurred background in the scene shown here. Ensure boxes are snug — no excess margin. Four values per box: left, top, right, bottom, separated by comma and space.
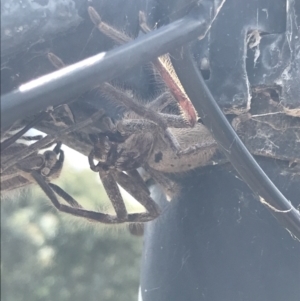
1, 147, 143, 301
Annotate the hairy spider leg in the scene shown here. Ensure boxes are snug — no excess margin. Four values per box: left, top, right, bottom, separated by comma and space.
27, 168, 159, 224
86, 146, 160, 224
88, 6, 198, 126
1, 111, 49, 151
88, 148, 128, 221
114, 171, 160, 218
1, 110, 105, 173
100, 82, 181, 152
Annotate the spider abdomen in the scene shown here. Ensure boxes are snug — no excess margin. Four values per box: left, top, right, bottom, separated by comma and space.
147, 123, 218, 173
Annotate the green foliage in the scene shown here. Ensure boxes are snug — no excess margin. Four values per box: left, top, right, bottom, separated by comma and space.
1, 165, 143, 301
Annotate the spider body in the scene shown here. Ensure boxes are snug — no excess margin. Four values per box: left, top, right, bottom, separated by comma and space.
92, 119, 217, 175
85, 105, 218, 219
1, 6, 218, 226
146, 124, 217, 173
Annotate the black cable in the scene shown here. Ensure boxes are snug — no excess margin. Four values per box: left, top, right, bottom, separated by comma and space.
1, 5, 210, 131
170, 46, 300, 241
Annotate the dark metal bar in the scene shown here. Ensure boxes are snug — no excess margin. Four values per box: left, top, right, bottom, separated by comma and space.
1, 6, 208, 130
171, 46, 300, 241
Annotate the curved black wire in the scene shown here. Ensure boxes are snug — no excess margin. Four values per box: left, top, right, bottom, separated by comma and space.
170, 46, 300, 241
1, 6, 209, 131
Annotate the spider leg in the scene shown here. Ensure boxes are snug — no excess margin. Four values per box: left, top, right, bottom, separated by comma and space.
47, 169, 157, 224
47, 52, 66, 69
1, 144, 43, 192
136, 82, 195, 131
157, 114, 191, 129
100, 82, 181, 153
1, 175, 31, 192
1, 110, 105, 173
1, 156, 37, 192
1, 153, 45, 191
6, 145, 127, 224
20, 135, 44, 141
114, 171, 160, 219
3, 151, 45, 185
52, 141, 62, 155
88, 6, 131, 44
89, 6, 197, 126
140, 12, 200, 125
148, 93, 196, 128
1, 111, 49, 151
41, 143, 64, 179
89, 6, 198, 150
30, 170, 120, 224
47, 53, 76, 124
116, 116, 189, 145
48, 183, 82, 208
126, 169, 150, 195
98, 169, 128, 221
88, 149, 128, 221
138, 10, 198, 126
89, 149, 159, 223
144, 164, 179, 199
147, 91, 174, 112
138, 11, 152, 34
116, 119, 157, 135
